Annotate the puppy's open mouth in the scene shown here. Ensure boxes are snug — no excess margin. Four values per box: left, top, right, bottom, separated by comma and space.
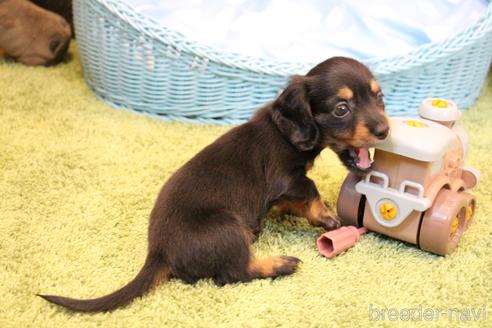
339, 147, 373, 173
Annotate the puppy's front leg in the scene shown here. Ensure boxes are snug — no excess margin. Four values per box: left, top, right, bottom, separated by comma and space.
274, 176, 341, 231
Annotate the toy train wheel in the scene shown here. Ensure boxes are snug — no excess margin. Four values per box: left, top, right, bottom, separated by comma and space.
337, 172, 363, 227
419, 189, 469, 255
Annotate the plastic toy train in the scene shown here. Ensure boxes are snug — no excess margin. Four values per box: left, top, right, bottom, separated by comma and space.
318, 98, 480, 257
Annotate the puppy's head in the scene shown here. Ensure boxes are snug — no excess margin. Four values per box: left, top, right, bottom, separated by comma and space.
0, 0, 71, 66
272, 57, 389, 174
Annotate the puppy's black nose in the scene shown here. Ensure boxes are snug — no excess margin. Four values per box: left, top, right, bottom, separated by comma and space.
374, 126, 389, 140
49, 40, 61, 54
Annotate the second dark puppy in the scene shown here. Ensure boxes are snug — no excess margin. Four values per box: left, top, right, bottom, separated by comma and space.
39, 56, 389, 312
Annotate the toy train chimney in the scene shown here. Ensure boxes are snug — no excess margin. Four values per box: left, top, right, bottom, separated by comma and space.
418, 98, 461, 128
418, 98, 469, 157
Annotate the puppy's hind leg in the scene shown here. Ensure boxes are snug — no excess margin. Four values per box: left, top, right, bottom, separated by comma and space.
169, 210, 251, 286
170, 210, 300, 286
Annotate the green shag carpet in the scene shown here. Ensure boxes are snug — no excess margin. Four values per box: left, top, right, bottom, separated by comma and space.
1, 45, 491, 328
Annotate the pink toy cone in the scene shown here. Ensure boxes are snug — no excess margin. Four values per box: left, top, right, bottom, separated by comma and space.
317, 226, 368, 258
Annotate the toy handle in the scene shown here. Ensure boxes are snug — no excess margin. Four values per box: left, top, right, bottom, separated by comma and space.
317, 226, 368, 258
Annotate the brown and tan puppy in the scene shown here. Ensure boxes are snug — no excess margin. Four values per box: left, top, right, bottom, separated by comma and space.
0, 0, 71, 66
30, 0, 73, 31
39, 57, 389, 312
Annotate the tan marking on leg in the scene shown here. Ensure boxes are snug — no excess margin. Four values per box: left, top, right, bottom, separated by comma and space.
272, 198, 333, 222
269, 205, 282, 217
152, 267, 171, 287
370, 79, 380, 93
306, 198, 335, 225
248, 257, 280, 277
337, 86, 353, 100
272, 198, 339, 229
248, 256, 298, 278
241, 226, 255, 245
271, 199, 309, 217
305, 160, 314, 171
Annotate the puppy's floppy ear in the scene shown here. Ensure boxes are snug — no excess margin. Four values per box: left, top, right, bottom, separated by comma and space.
272, 75, 319, 151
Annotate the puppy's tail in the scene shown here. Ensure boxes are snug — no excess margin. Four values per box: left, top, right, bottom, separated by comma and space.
37, 255, 167, 312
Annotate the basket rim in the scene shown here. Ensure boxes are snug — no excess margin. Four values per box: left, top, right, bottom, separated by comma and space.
80, 0, 492, 76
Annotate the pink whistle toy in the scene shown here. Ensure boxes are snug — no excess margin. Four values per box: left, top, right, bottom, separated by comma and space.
317, 226, 367, 258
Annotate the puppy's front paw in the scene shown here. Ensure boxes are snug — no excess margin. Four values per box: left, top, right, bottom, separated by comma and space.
316, 213, 342, 231
307, 200, 342, 231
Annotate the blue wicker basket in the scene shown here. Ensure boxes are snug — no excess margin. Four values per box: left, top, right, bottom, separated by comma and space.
73, 0, 492, 124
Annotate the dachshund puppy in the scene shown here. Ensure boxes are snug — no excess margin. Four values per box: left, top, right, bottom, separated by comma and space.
0, 0, 71, 66
30, 0, 73, 32
39, 57, 389, 312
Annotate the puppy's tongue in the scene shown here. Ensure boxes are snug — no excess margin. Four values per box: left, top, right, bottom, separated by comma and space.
356, 148, 371, 169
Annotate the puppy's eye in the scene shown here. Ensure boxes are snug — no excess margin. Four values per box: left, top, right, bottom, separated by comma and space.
376, 92, 385, 106
333, 103, 351, 118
